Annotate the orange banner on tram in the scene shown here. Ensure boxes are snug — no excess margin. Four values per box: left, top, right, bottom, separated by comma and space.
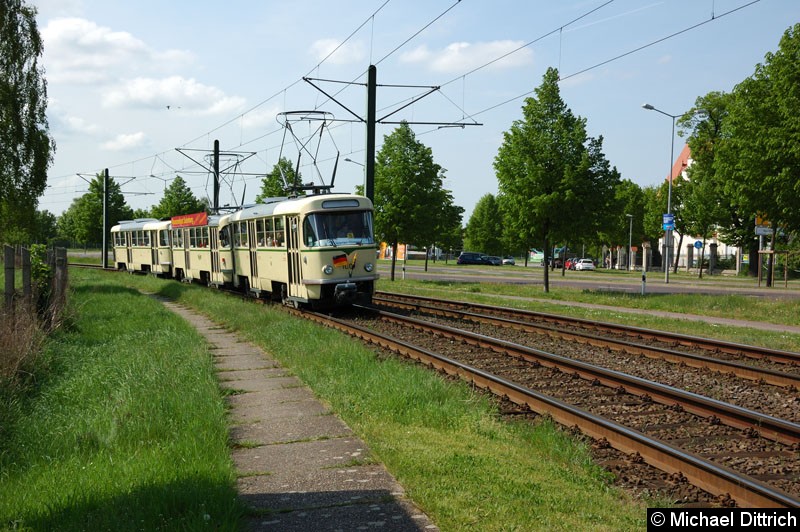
171, 212, 208, 228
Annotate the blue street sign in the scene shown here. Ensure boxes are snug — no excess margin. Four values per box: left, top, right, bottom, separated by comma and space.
694, 240, 702, 249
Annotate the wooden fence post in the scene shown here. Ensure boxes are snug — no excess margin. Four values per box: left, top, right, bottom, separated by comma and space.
22, 247, 32, 303
52, 247, 68, 313
4, 245, 14, 309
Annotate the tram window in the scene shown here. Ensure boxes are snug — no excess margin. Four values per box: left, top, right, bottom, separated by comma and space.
200, 227, 209, 247
303, 211, 374, 247
239, 222, 248, 247
219, 226, 231, 248
256, 220, 265, 246
272, 218, 284, 247
159, 230, 169, 247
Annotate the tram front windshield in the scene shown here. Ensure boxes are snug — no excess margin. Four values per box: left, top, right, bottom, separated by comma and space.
303, 211, 374, 247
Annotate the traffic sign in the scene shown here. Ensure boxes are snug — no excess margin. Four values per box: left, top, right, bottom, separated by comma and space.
694, 240, 702, 249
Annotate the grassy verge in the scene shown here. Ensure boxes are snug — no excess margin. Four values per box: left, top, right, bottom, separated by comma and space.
74, 269, 649, 530
0, 270, 242, 531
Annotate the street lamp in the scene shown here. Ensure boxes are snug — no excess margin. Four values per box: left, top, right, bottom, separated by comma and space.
626, 214, 633, 271
344, 157, 366, 193
642, 103, 680, 284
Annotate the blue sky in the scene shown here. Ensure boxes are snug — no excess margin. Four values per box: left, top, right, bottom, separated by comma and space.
35, 0, 798, 220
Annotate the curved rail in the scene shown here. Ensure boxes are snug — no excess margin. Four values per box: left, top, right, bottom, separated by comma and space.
299, 307, 800, 508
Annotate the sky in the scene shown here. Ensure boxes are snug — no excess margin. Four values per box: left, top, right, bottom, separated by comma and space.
33, 0, 799, 221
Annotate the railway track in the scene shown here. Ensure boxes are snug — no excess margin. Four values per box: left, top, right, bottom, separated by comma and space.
373, 292, 800, 388
300, 304, 800, 508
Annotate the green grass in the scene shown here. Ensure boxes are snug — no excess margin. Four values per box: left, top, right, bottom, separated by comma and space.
67, 269, 647, 530
9, 265, 798, 530
0, 272, 242, 531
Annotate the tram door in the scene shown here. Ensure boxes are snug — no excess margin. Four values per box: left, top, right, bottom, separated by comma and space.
248, 221, 258, 281
286, 216, 303, 300
150, 230, 159, 269
210, 227, 220, 282
126, 232, 133, 265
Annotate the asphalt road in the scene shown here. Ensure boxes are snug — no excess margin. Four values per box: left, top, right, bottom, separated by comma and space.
376, 261, 800, 299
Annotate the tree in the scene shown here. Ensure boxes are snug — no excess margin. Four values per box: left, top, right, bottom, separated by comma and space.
58, 175, 132, 247
151, 176, 205, 219
0, 0, 55, 243
494, 67, 620, 291
464, 194, 503, 255
374, 122, 457, 280
678, 91, 734, 277
715, 23, 800, 284
255, 157, 298, 202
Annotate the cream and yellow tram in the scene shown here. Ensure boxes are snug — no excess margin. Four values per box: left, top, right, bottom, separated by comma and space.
111, 218, 173, 275
169, 212, 233, 286
219, 194, 378, 307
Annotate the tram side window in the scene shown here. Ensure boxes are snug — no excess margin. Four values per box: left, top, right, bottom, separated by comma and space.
237, 222, 248, 247
200, 227, 209, 247
189, 228, 196, 248
159, 230, 169, 247
271, 217, 284, 247
172, 229, 182, 248
219, 226, 231, 248
303, 218, 317, 247
256, 220, 265, 246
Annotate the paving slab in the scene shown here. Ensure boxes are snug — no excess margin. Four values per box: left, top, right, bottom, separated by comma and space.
156, 298, 437, 531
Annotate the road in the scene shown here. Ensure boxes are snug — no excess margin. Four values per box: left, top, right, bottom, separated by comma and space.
376, 261, 800, 299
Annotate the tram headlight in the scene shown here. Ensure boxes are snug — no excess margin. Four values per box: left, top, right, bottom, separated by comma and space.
322, 264, 334, 275
364, 262, 374, 273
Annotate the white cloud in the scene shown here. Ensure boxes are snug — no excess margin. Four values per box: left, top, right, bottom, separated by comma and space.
41, 17, 193, 84
102, 76, 245, 115
63, 115, 100, 135
102, 132, 146, 151
309, 38, 365, 65
400, 40, 534, 73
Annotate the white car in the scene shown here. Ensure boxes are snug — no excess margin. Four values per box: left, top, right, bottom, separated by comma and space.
574, 258, 596, 271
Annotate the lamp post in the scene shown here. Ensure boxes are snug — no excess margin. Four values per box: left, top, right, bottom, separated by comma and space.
626, 214, 633, 271
642, 103, 680, 284
344, 157, 366, 194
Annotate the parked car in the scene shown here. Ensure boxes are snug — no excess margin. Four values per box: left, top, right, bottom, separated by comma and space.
486, 256, 502, 266
457, 251, 489, 265
574, 258, 596, 271
502, 255, 515, 265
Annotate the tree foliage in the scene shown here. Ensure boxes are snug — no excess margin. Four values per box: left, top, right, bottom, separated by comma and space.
151, 176, 205, 219
374, 122, 460, 278
255, 157, 298, 202
716, 24, 800, 237
57, 175, 132, 246
0, 0, 55, 243
464, 194, 503, 255
494, 68, 619, 291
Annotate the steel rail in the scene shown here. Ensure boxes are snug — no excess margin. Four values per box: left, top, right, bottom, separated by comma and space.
373, 295, 800, 389
300, 308, 800, 508
364, 306, 800, 446
375, 291, 800, 366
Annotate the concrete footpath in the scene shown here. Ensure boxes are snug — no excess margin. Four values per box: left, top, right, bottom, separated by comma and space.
158, 298, 438, 531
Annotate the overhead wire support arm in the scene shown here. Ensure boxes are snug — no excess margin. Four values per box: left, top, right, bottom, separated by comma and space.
303, 77, 365, 123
